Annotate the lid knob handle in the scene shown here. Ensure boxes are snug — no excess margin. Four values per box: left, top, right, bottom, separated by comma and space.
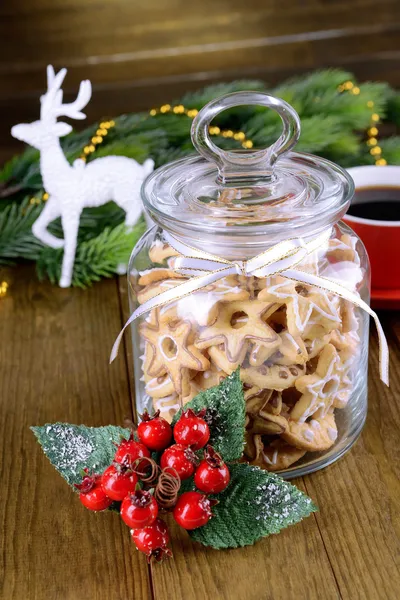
191, 91, 301, 184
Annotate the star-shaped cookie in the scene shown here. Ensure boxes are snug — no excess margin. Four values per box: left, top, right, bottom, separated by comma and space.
290, 343, 340, 422
250, 330, 308, 367
139, 317, 210, 395
258, 276, 313, 336
195, 299, 281, 363
259, 276, 341, 337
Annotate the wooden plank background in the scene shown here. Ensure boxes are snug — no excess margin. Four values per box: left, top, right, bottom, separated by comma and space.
1, 0, 400, 162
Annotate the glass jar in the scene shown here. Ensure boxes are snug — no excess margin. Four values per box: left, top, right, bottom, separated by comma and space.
127, 92, 370, 478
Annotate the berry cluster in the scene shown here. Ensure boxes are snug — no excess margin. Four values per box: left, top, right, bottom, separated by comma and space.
74, 408, 230, 561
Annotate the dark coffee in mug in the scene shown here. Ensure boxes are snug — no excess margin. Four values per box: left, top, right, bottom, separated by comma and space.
347, 186, 400, 222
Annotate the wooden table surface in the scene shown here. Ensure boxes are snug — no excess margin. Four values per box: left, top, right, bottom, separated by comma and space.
1, 264, 399, 600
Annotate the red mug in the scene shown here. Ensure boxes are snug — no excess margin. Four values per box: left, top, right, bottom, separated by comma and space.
344, 166, 400, 291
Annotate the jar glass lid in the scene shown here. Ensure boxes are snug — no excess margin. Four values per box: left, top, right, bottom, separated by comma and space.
142, 91, 354, 244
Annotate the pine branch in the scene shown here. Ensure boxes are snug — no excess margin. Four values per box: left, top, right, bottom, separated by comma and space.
36, 218, 146, 288
379, 137, 400, 165
177, 80, 267, 109
0, 197, 44, 264
386, 94, 400, 127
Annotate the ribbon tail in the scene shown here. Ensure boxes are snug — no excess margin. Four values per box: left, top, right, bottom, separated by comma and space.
282, 268, 389, 386
110, 318, 133, 363
110, 265, 235, 363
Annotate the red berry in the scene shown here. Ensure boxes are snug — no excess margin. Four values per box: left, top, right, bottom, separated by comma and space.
194, 445, 230, 494
173, 491, 215, 530
101, 464, 138, 501
114, 433, 150, 467
120, 489, 158, 528
137, 410, 172, 452
131, 518, 172, 562
160, 444, 197, 480
173, 408, 210, 450
74, 471, 113, 512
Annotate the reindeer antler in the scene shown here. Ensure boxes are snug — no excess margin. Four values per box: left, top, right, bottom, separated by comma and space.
46, 65, 56, 87
55, 79, 92, 120
40, 65, 92, 122
40, 66, 67, 120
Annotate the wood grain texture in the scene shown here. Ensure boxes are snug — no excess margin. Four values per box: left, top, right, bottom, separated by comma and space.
1, 0, 399, 164
0, 265, 151, 600
0, 0, 399, 133
150, 491, 341, 600
304, 327, 400, 600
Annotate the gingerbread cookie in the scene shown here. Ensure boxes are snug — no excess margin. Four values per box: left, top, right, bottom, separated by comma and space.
193, 363, 228, 390
248, 412, 288, 436
282, 410, 338, 451
243, 434, 306, 471
145, 373, 175, 398
259, 277, 312, 336
152, 393, 182, 423
141, 342, 166, 381
339, 299, 359, 333
137, 279, 185, 305
244, 387, 286, 429
148, 240, 180, 264
290, 344, 340, 422
138, 268, 185, 287
302, 290, 341, 338
303, 335, 331, 359
329, 337, 357, 410
195, 299, 281, 363
327, 232, 359, 264
245, 388, 282, 416
261, 439, 307, 471
241, 362, 306, 391
331, 369, 352, 409
180, 380, 202, 404
139, 316, 210, 395
260, 278, 341, 338
207, 275, 251, 303
250, 330, 308, 367
208, 344, 248, 374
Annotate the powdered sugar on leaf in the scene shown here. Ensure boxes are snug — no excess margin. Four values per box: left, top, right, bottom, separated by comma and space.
32, 423, 129, 487
190, 463, 317, 549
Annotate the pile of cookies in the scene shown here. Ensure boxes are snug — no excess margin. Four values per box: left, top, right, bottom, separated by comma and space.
134, 231, 362, 472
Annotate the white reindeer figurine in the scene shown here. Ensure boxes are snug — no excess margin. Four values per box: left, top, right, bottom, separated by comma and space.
11, 66, 154, 287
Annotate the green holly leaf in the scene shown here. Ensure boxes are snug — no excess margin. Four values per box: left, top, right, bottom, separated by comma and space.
31, 423, 129, 487
189, 463, 317, 549
172, 370, 245, 462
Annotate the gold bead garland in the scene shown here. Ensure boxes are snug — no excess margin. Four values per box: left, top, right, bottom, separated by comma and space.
80, 120, 116, 160
0, 280, 8, 298
338, 80, 387, 166
149, 104, 254, 149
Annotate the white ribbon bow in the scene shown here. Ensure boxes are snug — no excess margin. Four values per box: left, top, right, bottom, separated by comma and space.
111, 227, 389, 386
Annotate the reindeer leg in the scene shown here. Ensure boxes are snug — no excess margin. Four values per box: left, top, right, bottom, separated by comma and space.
32, 197, 64, 249
113, 184, 142, 228
59, 211, 80, 288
